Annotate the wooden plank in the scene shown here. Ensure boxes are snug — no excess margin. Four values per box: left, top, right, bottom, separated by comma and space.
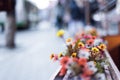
105, 50, 120, 80
104, 65, 113, 80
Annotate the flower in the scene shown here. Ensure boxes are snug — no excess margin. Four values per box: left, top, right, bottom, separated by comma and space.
53, 54, 58, 61
81, 32, 85, 37
78, 50, 90, 59
84, 69, 93, 76
60, 56, 69, 67
56, 29, 65, 37
82, 65, 94, 76
95, 73, 106, 80
66, 38, 72, 45
87, 35, 92, 39
58, 53, 63, 58
78, 42, 85, 48
82, 68, 93, 77
81, 74, 91, 80
94, 61, 97, 65
72, 58, 78, 63
98, 43, 106, 50
101, 62, 105, 67
59, 67, 67, 76
66, 38, 72, 42
66, 60, 76, 70
71, 53, 77, 58
92, 36, 96, 40
87, 61, 97, 73
78, 58, 87, 66
87, 39, 94, 45
51, 28, 108, 77
89, 28, 97, 36
91, 47, 99, 53
93, 39, 103, 46
50, 53, 54, 60
86, 44, 92, 48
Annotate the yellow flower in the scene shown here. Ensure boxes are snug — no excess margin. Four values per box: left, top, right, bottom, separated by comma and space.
91, 47, 99, 53
50, 53, 54, 60
66, 38, 72, 43
89, 29, 97, 36
71, 53, 77, 58
58, 53, 63, 58
94, 61, 96, 65
66, 38, 72, 45
98, 44, 106, 50
56, 30, 65, 37
78, 42, 84, 48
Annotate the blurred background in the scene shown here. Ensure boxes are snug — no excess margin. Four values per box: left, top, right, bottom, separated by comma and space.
0, 0, 120, 80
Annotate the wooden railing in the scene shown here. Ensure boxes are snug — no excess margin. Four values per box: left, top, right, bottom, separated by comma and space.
103, 35, 120, 70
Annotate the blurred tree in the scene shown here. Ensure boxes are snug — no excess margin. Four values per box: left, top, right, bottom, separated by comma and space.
5, 10, 16, 48
3, 0, 16, 48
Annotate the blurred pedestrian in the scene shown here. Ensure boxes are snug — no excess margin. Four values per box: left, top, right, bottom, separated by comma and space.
56, 1, 64, 29
68, 0, 85, 36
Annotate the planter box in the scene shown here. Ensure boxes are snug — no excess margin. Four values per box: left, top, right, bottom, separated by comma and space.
50, 51, 120, 80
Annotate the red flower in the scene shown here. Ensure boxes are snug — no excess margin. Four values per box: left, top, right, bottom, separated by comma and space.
59, 67, 67, 76
80, 67, 93, 80
78, 58, 87, 66
84, 69, 93, 76
92, 36, 96, 40
87, 39, 94, 45
82, 65, 94, 76
60, 56, 69, 67
87, 35, 92, 39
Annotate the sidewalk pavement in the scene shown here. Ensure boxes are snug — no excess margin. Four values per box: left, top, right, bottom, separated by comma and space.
0, 21, 65, 80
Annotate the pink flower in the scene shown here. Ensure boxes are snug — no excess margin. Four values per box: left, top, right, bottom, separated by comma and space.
81, 74, 91, 80
78, 58, 87, 66
60, 56, 69, 67
82, 65, 94, 77
52, 54, 58, 61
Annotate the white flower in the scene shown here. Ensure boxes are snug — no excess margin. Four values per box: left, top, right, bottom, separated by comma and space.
66, 61, 79, 76
85, 44, 93, 48
87, 61, 97, 73
94, 39, 103, 46
95, 73, 106, 80
66, 60, 75, 70
66, 38, 73, 45
80, 38, 86, 42
78, 50, 90, 59
101, 62, 105, 67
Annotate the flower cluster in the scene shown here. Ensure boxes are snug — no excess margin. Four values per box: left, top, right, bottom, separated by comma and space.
50, 29, 108, 80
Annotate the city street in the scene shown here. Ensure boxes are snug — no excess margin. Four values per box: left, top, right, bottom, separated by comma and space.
0, 0, 120, 80
0, 21, 65, 80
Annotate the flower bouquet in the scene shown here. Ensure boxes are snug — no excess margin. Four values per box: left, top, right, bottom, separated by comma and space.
50, 29, 120, 80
